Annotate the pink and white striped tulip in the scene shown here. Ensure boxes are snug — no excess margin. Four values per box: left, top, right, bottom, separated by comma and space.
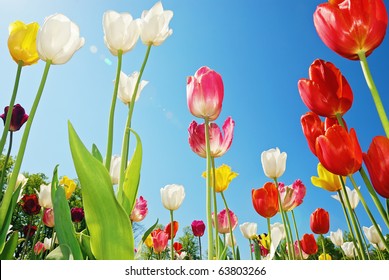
130, 196, 148, 222
212, 209, 238, 234
187, 66, 224, 121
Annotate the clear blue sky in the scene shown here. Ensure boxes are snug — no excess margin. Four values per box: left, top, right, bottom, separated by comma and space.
1, 0, 388, 260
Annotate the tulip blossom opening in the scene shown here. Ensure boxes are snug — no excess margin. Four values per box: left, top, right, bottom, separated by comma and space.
0, 104, 29, 132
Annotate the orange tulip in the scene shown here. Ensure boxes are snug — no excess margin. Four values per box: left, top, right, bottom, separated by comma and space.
252, 182, 279, 218
164, 221, 179, 240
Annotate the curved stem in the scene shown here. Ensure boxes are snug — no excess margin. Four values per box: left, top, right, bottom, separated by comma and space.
211, 157, 219, 257
105, 50, 123, 170
220, 191, 236, 259
204, 118, 214, 259
358, 51, 389, 137
0, 132, 13, 189
170, 210, 174, 260
0, 62, 23, 155
291, 210, 303, 259
0, 60, 51, 229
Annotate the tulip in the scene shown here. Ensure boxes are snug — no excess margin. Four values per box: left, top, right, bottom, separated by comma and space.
70, 207, 84, 223
187, 66, 224, 121
173, 242, 183, 253
37, 14, 84, 64
59, 176, 76, 199
0, 104, 28, 132
311, 163, 345, 192
261, 147, 287, 179
310, 208, 330, 234
319, 253, 332, 260
109, 155, 121, 185
20, 194, 41, 215
363, 136, 389, 198
140, 1, 173, 46
191, 220, 206, 237
117, 71, 148, 105
202, 164, 238, 193
278, 179, 306, 211
314, 0, 388, 60
43, 237, 52, 250
315, 125, 362, 176
151, 229, 169, 253
252, 182, 279, 218
43, 208, 55, 228
329, 229, 343, 247
225, 233, 237, 247
188, 117, 234, 158
37, 183, 52, 208
261, 225, 285, 260
8, 21, 40, 66
300, 112, 324, 156
15, 174, 28, 202
294, 240, 309, 260
270, 223, 286, 240
164, 221, 179, 240
160, 184, 185, 211
341, 241, 357, 258
298, 59, 353, 117
212, 209, 238, 234
130, 196, 148, 222
144, 234, 153, 248
23, 224, 37, 237
34, 241, 45, 255
363, 225, 386, 250
300, 233, 318, 255
103, 10, 140, 56
239, 222, 258, 240
331, 186, 360, 209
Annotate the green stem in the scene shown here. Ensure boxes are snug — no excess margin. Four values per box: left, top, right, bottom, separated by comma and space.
21, 216, 33, 259
348, 175, 389, 253
0, 60, 51, 229
170, 210, 174, 260
0, 132, 13, 189
291, 210, 303, 259
249, 239, 253, 260
211, 157, 219, 257
340, 176, 367, 259
284, 211, 296, 260
0, 61, 23, 156
267, 217, 272, 259
204, 118, 214, 260
358, 51, 389, 137
320, 234, 326, 259
353, 209, 371, 260
198, 236, 202, 260
118, 45, 152, 194
105, 50, 123, 170
220, 191, 236, 259
29, 209, 44, 259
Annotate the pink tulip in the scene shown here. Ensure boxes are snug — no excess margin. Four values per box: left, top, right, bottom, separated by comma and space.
278, 179, 306, 211
42, 208, 55, 228
34, 241, 46, 255
187, 66, 224, 121
188, 117, 234, 158
130, 196, 148, 222
191, 220, 206, 237
212, 209, 238, 234
151, 229, 169, 253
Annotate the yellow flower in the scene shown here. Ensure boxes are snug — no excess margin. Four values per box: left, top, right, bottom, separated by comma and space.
202, 164, 238, 193
311, 163, 345, 192
144, 234, 153, 248
59, 176, 76, 199
319, 253, 332, 260
258, 233, 270, 250
8, 21, 39, 66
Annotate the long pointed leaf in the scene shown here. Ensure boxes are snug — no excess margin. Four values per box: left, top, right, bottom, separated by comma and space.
142, 219, 159, 243
0, 231, 18, 259
92, 144, 103, 163
68, 121, 134, 260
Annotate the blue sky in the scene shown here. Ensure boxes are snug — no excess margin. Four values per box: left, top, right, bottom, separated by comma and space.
1, 0, 388, 260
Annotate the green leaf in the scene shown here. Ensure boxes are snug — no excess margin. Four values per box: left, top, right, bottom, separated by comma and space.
253, 240, 261, 260
218, 236, 228, 260
120, 128, 143, 215
142, 219, 159, 243
0, 231, 18, 260
77, 229, 95, 260
68, 121, 134, 260
236, 246, 241, 260
92, 144, 103, 163
45, 244, 74, 260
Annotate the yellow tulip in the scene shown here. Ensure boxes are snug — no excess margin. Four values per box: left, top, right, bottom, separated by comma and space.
311, 163, 345, 192
144, 234, 153, 248
202, 164, 238, 193
258, 233, 270, 250
8, 21, 39, 66
59, 176, 77, 199
319, 253, 332, 260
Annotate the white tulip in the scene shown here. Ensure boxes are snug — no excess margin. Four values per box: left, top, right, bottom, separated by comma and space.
160, 184, 185, 211
329, 229, 343, 247
117, 71, 148, 105
261, 147, 287, 179
43, 237, 52, 250
239, 222, 257, 240
37, 14, 84, 64
270, 222, 286, 240
341, 242, 357, 258
331, 186, 360, 209
225, 232, 237, 248
109, 155, 121, 185
15, 174, 28, 202
262, 225, 284, 260
363, 225, 385, 250
103, 10, 140, 56
37, 183, 52, 208
140, 1, 173, 46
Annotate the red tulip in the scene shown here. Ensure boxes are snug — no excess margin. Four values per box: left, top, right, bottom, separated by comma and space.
363, 136, 389, 198
164, 221, 179, 240
173, 242, 183, 253
71, 207, 84, 223
300, 233, 318, 255
187, 66, 224, 121
23, 224, 37, 237
252, 182, 279, 218
315, 125, 362, 176
310, 208, 330, 234
301, 112, 324, 156
298, 59, 353, 118
151, 229, 169, 253
191, 220, 205, 237
20, 194, 41, 215
188, 117, 234, 158
0, 104, 29, 132
314, 0, 388, 60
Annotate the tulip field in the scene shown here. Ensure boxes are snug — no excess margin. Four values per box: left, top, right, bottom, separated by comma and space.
0, 0, 389, 263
